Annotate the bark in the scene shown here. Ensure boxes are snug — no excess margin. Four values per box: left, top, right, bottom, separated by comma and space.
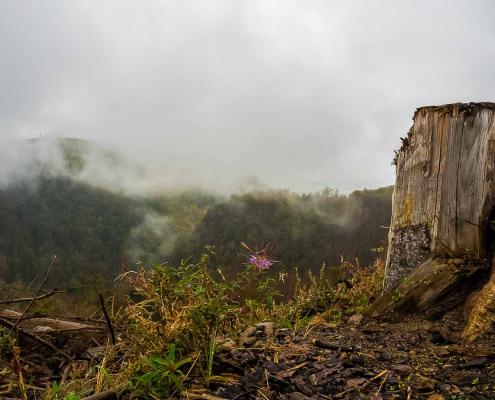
371, 102, 495, 342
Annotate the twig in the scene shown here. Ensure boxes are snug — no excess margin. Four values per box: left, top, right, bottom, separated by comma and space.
256, 390, 269, 400
0, 290, 63, 304
231, 390, 255, 400
336, 381, 370, 397
287, 361, 310, 372
312, 339, 353, 352
407, 385, 412, 400
10, 255, 56, 333
100, 294, 116, 345
375, 371, 388, 396
0, 317, 72, 360
336, 369, 387, 398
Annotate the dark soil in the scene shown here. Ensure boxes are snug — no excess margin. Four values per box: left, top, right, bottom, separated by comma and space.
207, 311, 495, 400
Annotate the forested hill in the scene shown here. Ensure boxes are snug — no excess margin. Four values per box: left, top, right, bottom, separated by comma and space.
0, 176, 218, 289
171, 186, 393, 277
0, 140, 393, 291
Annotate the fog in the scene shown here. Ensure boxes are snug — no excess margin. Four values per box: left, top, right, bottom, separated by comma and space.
1, 1, 495, 193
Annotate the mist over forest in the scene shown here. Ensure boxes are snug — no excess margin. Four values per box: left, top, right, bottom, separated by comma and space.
0, 138, 392, 296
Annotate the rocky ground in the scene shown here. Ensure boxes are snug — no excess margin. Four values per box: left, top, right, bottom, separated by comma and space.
3, 306, 495, 399
203, 310, 495, 400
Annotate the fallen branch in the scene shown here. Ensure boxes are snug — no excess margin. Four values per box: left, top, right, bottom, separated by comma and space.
0, 317, 72, 360
311, 339, 353, 352
10, 255, 57, 333
0, 290, 64, 305
99, 294, 116, 345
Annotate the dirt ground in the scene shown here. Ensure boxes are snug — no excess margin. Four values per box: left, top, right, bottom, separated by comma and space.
205, 309, 495, 400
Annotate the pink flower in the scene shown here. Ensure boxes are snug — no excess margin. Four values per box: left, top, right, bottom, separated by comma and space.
249, 254, 272, 269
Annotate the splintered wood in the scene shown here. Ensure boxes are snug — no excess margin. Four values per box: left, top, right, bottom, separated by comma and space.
379, 102, 495, 341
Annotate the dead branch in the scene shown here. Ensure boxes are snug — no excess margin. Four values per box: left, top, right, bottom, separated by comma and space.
99, 294, 116, 345
311, 339, 353, 352
0, 289, 63, 305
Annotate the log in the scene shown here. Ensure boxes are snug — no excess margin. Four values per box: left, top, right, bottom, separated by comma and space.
372, 102, 495, 341
1, 310, 98, 331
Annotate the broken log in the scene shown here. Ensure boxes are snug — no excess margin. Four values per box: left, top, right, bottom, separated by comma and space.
1, 310, 99, 331
371, 102, 495, 342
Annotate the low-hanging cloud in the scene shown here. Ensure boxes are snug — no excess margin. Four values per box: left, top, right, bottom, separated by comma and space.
1, 1, 495, 193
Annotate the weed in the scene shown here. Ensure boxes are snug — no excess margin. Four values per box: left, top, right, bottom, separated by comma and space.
129, 344, 192, 398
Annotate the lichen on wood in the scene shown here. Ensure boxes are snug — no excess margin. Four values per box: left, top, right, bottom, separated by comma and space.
383, 223, 429, 291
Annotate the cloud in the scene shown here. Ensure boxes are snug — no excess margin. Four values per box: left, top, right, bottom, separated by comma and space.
1, 0, 494, 192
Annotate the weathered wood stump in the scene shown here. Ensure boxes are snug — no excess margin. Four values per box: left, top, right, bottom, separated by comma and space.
370, 102, 495, 342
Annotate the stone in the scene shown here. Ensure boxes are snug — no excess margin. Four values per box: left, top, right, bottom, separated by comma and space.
348, 313, 364, 326
391, 364, 411, 375
308, 374, 318, 386
216, 338, 236, 352
437, 382, 452, 393
238, 326, 257, 347
256, 322, 275, 342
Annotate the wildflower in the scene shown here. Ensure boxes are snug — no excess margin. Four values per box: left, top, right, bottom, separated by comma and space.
249, 254, 272, 269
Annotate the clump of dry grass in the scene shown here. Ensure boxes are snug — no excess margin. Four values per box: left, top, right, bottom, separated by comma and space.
0, 245, 385, 399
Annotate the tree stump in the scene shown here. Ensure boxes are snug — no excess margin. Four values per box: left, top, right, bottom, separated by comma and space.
370, 102, 495, 342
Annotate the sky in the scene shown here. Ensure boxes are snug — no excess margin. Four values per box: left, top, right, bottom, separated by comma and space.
1, 0, 494, 194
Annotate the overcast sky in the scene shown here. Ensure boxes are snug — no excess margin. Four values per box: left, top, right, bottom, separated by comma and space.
1, 1, 494, 194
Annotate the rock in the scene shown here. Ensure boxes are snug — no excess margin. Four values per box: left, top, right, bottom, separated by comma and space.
86, 346, 107, 359
238, 326, 257, 347
437, 382, 452, 393
348, 313, 364, 326
391, 365, 411, 375
216, 338, 235, 352
256, 322, 275, 342
231, 350, 256, 365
